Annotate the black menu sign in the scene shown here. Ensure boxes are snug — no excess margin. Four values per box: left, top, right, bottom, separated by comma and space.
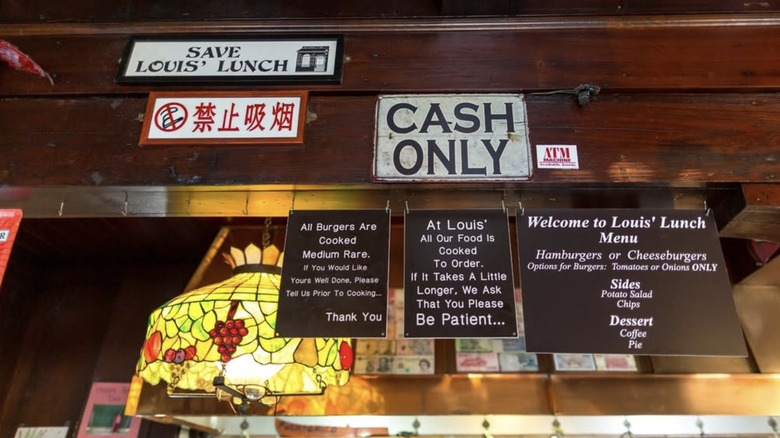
404, 209, 517, 338
517, 208, 746, 356
277, 210, 390, 337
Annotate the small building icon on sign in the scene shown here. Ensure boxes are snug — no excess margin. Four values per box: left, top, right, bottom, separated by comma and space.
296, 46, 330, 72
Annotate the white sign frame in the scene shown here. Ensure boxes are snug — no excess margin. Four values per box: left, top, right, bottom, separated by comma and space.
373, 94, 532, 182
140, 91, 307, 145
117, 35, 343, 84
536, 144, 580, 169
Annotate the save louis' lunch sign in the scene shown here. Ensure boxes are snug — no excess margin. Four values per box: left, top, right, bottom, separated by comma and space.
117, 36, 343, 84
373, 94, 532, 182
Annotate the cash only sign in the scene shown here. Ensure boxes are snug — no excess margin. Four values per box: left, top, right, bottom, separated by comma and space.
373, 94, 532, 181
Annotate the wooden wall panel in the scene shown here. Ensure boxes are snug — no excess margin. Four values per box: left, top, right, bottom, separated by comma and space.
550, 374, 780, 415
92, 264, 195, 382
0, 268, 118, 436
0, 16, 778, 96
135, 374, 552, 416
734, 284, 780, 373
1, 0, 775, 23
340, 25, 780, 92
0, 94, 778, 187
719, 184, 780, 242
0, 255, 41, 420
0, 0, 441, 23
0, 1, 777, 430
441, 0, 780, 16
529, 94, 780, 183
0, 261, 195, 438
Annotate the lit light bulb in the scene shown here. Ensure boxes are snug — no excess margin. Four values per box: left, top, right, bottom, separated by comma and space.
244, 384, 265, 400
224, 354, 284, 384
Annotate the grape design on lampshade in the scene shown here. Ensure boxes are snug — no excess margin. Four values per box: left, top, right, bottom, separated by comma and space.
209, 311, 248, 363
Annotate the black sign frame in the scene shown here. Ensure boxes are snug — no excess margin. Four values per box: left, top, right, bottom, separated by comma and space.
516, 208, 747, 356
276, 209, 390, 338
404, 209, 518, 338
116, 34, 344, 85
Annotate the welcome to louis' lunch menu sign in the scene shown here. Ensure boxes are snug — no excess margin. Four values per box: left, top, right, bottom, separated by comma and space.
516, 208, 746, 356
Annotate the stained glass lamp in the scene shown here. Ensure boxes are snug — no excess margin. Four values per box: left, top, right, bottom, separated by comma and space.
134, 234, 352, 410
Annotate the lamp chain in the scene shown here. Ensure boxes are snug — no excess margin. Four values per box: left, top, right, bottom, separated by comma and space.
241, 419, 250, 438
482, 417, 493, 438
552, 418, 564, 438
622, 419, 634, 438
263, 217, 272, 249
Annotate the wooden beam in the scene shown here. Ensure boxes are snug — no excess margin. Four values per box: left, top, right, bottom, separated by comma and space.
549, 374, 780, 415
0, 15, 779, 95
0, 94, 778, 187
734, 284, 780, 373
135, 373, 780, 416
2, 1, 775, 23
441, 0, 780, 16
718, 184, 780, 242
0, 186, 720, 219
135, 375, 552, 416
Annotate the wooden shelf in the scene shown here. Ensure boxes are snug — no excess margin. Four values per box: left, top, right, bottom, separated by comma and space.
136, 372, 780, 417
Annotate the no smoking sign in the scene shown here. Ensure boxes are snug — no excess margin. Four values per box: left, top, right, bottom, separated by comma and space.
140, 91, 308, 146
154, 102, 188, 132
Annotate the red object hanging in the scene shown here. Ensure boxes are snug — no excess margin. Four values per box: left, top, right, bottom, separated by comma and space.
0, 39, 53, 84
339, 341, 354, 370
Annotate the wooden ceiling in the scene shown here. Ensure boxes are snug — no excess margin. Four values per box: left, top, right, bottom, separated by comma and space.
1, 0, 777, 22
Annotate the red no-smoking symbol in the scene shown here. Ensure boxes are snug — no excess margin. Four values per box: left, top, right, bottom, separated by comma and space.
154, 102, 188, 132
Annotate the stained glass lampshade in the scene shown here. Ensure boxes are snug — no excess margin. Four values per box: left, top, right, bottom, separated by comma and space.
134, 238, 352, 408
